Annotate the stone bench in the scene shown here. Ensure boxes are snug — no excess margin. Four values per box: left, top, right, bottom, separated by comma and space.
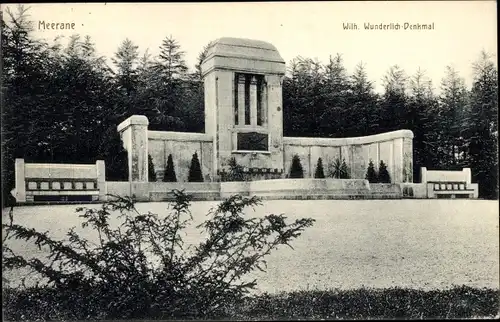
11, 159, 106, 204
421, 167, 479, 199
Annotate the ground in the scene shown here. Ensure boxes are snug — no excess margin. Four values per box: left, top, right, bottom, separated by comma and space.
2, 199, 499, 293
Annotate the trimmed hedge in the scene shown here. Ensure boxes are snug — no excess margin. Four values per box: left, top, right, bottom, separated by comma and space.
235, 286, 499, 320
3, 285, 498, 320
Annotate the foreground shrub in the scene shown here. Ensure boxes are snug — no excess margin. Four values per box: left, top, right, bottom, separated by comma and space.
2, 190, 315, 320
221, 157, 247, 182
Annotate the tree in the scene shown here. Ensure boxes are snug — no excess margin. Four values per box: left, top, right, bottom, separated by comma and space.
438, 66, 469, 167
283, 57, 325, 137
148, 154, 157, 182
314, 157, 325, 178
188, 152, 203, 182
194, 40, 215, 80
378, 160, 391, 183
1, 5, 76, 205
97, 127, 128, 181
465, 51, 498, 199
289, 155, 304, 178
163, 154, 177, 182
148, 35, 190, 131
112, 38, 139, 97
407, 68, 439, 181
380, 65, 409, 132
177, 40, 215, 133
50, 34, 117, 164
134, 49, 164, 119
365, 159, 378, 183
318, 54, 350, 137
156, 35, 188, 82
345, 62, 379, 136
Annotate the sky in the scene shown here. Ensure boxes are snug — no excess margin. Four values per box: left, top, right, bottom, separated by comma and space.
2, 1, 497, 93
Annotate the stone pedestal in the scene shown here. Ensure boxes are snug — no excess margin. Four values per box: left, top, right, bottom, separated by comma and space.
117, 115, 149, 182
13, 158, 26, 202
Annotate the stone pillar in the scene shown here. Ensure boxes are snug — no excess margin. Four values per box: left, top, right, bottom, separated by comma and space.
13, 158, 26, 202
403, 137, 413, 183
420, 167, 427, 184
117, 115, 149, 182
392, 138, 404, 183
463, 168, 471, 185
96, 160, 106, 201
238, 74, 246, 126
266, 74, 285, 172
250, 76, 258, 125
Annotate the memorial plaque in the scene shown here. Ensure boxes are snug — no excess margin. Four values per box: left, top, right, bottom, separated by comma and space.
237, 132, 268, 151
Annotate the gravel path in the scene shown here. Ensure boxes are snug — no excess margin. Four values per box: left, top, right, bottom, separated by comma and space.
3, 199, 499, 293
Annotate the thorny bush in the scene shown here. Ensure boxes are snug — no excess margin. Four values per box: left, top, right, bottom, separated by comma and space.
2, 190, 315, 320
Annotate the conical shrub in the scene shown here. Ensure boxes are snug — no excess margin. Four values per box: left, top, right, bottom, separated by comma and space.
188, 152, 203, 182
163, 154, 177, 182
314, 157, 325, 178
289, 154, 304, 178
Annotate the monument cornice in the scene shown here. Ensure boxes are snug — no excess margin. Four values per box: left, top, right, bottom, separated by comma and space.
283, 130, 414, 147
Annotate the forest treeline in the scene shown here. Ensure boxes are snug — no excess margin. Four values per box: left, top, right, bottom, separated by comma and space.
1, 6, 498, 203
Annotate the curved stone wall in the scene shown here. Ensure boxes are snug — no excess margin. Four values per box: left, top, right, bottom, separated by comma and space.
283, 130, 414, 183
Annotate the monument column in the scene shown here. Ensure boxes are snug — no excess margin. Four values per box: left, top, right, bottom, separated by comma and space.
262, 80, 268, 126
117, 115, 149, 182
250, 75, 258, 125
238, 74, 246, 125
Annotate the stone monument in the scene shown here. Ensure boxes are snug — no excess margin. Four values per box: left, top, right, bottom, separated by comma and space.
201, 38, 287, 179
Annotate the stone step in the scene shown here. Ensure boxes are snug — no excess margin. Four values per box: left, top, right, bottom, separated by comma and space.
256, 193, 402, 200
149, 191, 220, 201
